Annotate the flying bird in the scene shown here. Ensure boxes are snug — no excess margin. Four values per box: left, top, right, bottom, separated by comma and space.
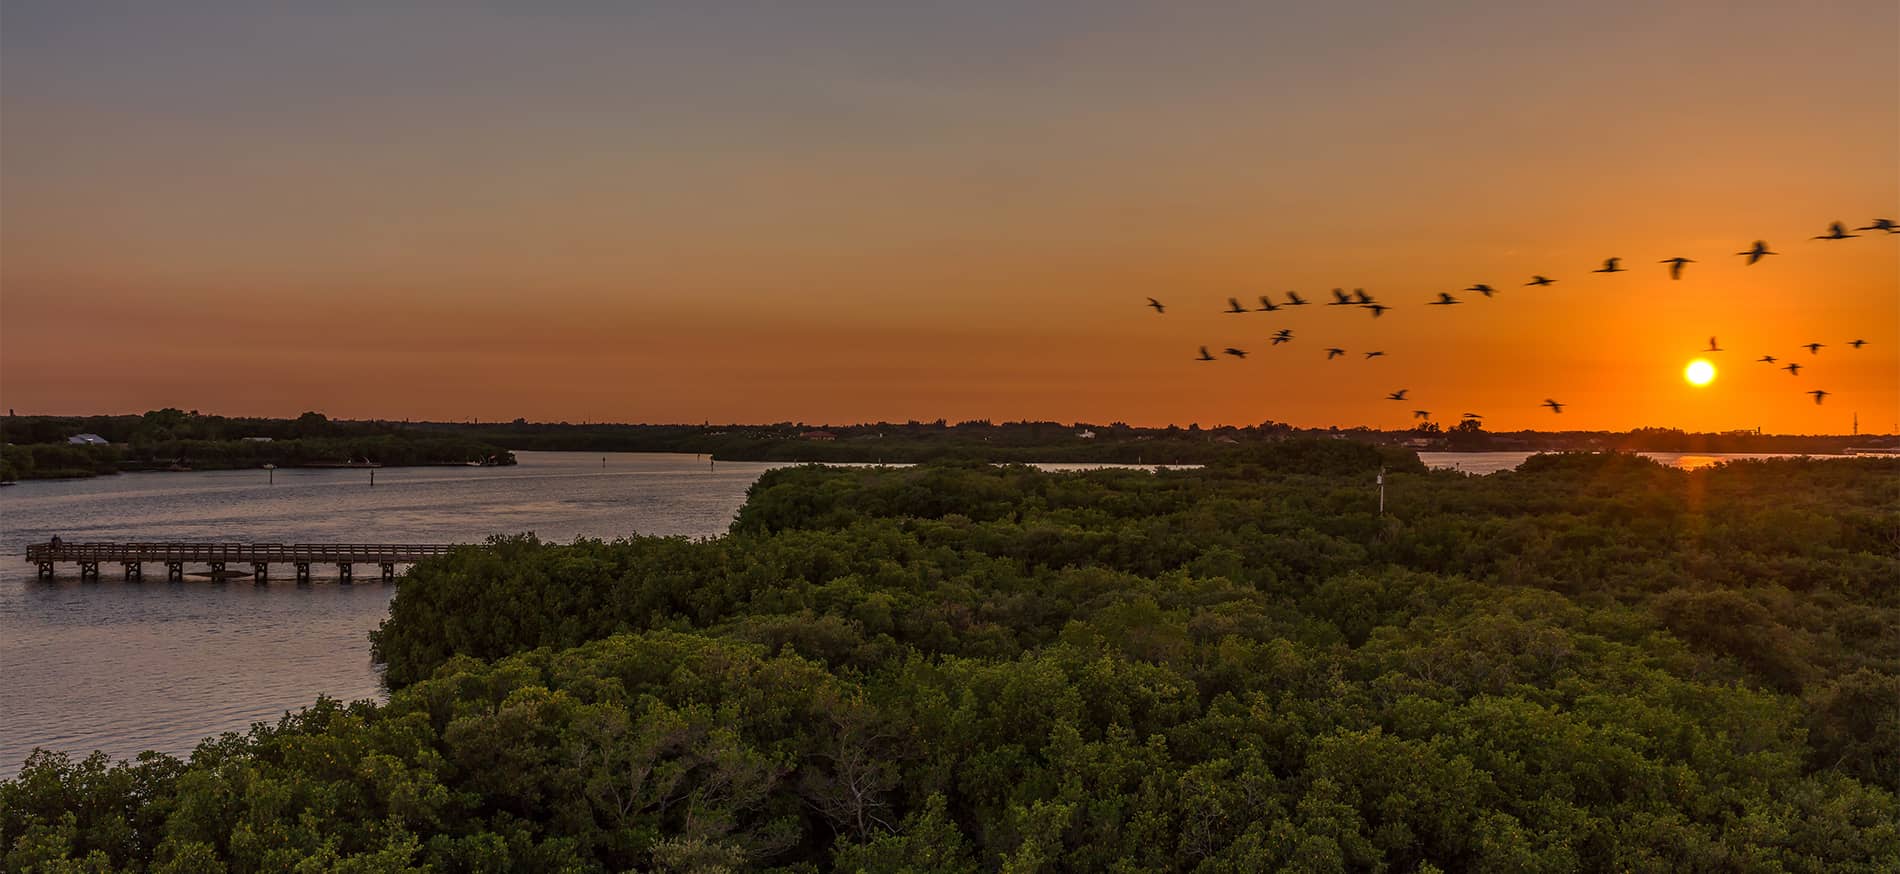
1271, 329, 1294, 345
1803, 342, 1824, 355
1526, 275, 1556, 287
1285, 291, 1310, 306
1363, 351, 1386, 359
1737, 240, 1775, 265
1363, 303, 1390, 318
1660, 257, 1694, 280
1812, 222, 1857, 241
1757, 355, 1777, 364
1543, 399, 1565, 414
1146, 297, 1165, 313
1783, 362, 1802, 376
1428, 292, 1461, 306
1809, 389, 1830, 404
1706, 337, 1723, 353
1461, 412, 1483, 420
1848, 339, 1868, 349
1353, 289, 1374, 305
1223, 347, 1248, 359
1387, 389, 1410, 401
1196, 346, 1216, 361
1594, 257, 1624, 273
1256, 296, 1281, 312
1412, 410, 1431, 420
1466, 283, 1496, 297
1325, 347, 1346, 359
1328, 289, 1355, 306
1225, 297, 1248, 314
1855, 218, 1897, 233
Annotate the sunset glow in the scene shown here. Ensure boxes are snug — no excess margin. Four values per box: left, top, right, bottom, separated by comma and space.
1685, 360, 1716, 387
2, 3, 1896, 432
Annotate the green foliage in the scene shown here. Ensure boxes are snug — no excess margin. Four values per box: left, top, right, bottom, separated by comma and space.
0, 443, 124, 480
8, 448, 1900, 871
0, 410, 512, 478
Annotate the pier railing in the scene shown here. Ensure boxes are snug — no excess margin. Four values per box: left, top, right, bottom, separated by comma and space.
26, 542, 460, 563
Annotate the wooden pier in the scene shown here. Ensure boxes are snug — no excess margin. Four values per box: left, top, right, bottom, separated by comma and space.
24, 542, 459, 584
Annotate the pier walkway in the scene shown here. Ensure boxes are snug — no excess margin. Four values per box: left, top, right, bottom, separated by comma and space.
25, 542, 460, 583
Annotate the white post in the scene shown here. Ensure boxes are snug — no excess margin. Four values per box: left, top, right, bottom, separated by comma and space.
1377, 467, 1385, 516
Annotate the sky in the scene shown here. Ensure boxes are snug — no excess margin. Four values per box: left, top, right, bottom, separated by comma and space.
3, 1, 1896, 433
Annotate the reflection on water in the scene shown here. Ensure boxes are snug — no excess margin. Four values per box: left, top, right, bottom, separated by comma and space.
1418, 450, 1842, 474
0, 452, 783, 775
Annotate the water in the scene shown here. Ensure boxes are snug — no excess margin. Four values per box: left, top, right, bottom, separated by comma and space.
1418, 450, 1844, 474
0, 452, 785, 775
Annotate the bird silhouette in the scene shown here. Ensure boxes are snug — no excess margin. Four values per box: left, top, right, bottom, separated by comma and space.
1758, 355, 1777, 364
1660, 257, 1694, 280
1196, 346, 1216, 361
1466, 283, 1496, 297
1271, 329, 1294, 345
1804, 342, 1824, 355
1783, 362, 1802, 376
1146, 297, 1165, 313
1737, 240, 1775, 265
1812, 222, 1857, 241
1225, 297, 1248, 314
1594, 257, 1624, 273
1412, 410, 1431, 420
1325, 347, 1346, 359
1706, 337, 1723, 353
1848, 339, 1868, 349
1428, 292, 1461, 306
1543, 399, 1565, 414
1461, 412, 1483, 420
1328, 289, 1354, 306
1223, 347, 1248, 359
1363, 351, 1386, 359
1526, 275, 1556, 287
1387, 389, 1409, 401
1285, 291, 1310, 306
1809, 389, 1830, 404
1855, 218, 1897, 233
1256, 296, 1281, 312
1363, 303, 1390, 318
1354, 288, 1374, 304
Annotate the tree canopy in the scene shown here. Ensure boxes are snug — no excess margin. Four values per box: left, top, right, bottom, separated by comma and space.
6, 447, 1897, 871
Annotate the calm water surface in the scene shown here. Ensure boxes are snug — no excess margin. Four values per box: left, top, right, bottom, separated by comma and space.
0, 452, 784, 775
1418, 450, 1843, 474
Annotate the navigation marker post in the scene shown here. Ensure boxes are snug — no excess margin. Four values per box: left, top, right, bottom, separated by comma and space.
1377, 467, 1386, 516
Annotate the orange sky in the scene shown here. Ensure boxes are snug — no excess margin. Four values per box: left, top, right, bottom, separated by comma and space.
3, 3, 1896, 432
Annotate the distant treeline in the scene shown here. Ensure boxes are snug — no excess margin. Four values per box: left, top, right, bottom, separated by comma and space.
5, 411, 1891, 481
6, 443, 1897, 870
416, 418, 1892, 461
0, 410, 512, 480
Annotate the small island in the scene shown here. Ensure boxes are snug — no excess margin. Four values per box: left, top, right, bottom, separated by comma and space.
0, 410, 514, 481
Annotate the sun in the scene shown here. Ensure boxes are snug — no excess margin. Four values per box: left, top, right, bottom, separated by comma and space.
1685, 358, 1716, 386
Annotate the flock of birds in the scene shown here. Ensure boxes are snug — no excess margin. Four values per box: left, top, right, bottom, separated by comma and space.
1148, 218, 1895, 423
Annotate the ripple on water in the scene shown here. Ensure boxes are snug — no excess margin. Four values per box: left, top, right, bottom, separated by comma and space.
0, 451, 785, 776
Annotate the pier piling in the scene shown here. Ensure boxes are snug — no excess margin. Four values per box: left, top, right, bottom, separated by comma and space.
26, 542, 455, 585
